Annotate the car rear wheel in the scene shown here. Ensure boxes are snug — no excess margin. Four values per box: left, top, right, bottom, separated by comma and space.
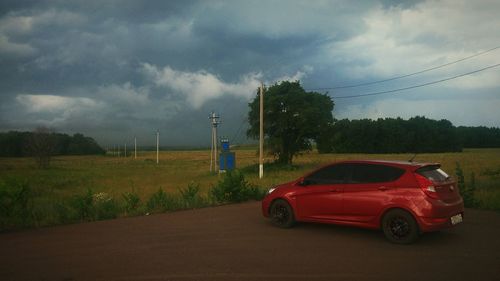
270, 199, 295, 228
382, 209, 419, 244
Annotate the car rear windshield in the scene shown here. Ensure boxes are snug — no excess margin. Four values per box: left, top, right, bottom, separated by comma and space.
416, 165, 450, 182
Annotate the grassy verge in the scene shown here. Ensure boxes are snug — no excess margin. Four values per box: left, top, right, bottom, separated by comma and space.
0, 170, 266, 231
1, 148, 499, 231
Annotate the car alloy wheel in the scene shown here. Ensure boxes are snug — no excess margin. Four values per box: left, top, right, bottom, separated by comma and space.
382, 209, 419, 244
270, 199, 295, 228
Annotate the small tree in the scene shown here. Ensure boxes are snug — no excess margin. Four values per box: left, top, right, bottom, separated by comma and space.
455, 162, 478, 208
247, 81, 334, 164
29, 126, 56, 169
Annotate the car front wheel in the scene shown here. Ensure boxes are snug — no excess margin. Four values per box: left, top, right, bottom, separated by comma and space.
382, 209, 419, 244
270, 199, 295, 228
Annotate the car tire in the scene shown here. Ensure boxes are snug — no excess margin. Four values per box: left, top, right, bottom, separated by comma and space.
382, 209, 419, 244
270, 199, 295, 228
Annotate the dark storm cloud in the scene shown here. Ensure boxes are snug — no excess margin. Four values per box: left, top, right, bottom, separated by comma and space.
1, 0, 499, 146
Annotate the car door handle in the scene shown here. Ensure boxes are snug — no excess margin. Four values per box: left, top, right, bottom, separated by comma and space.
378, 186, 388, 191
329, 189, 341, 192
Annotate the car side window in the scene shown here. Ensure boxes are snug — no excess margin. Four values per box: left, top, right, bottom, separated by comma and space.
305, 164, 352, 185
351, 164, 405, 183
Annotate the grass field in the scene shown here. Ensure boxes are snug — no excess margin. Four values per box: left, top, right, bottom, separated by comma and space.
1, 148, 500, 230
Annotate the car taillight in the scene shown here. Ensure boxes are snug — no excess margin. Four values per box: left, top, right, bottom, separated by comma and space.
414, 173, 439, 199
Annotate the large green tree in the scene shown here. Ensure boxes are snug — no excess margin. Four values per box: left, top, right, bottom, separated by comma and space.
247, 81, 334, 164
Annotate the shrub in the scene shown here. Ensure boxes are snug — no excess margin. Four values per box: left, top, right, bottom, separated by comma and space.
70, 188, 94, 221
93, 192, 119, 220
247, 185, 267, 201
122, 190, 141, 215
210, 170, 265, 203
147, 188, 177, 213
0, 178, 35, 230
455, 162, 478, 208
53, 200, 76, 224
178, 182, 205, 208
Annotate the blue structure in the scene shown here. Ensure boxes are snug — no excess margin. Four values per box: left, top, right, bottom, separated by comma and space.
221, 138, 230, 152
219, 138, 235, 172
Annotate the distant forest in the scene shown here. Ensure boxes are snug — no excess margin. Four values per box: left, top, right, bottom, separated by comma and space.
1, 116, 500, 157
317, 116, 500, 154
0, 131, 105, 157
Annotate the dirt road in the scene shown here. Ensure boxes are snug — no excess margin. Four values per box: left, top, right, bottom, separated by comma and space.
1, 202, 499, 281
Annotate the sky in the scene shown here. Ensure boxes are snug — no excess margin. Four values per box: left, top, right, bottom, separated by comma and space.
0, 0, 499, 147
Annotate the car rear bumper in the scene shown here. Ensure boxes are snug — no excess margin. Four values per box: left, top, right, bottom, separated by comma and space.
417, 211, 464, 232
416, 197, 465, 232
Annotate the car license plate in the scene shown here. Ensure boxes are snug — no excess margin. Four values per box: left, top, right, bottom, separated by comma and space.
451, 214, 463, 225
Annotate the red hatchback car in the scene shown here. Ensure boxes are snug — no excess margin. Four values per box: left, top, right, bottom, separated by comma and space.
262, 160, 464, 244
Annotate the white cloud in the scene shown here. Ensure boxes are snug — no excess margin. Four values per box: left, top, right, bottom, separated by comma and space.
326, 0, 500, 85
141, 63, 314, 108
16, 94, 99, 113
141, 63, 262, 108
97, 82, 149, 106
273, 66, 313, 84
16, 94, 104, 127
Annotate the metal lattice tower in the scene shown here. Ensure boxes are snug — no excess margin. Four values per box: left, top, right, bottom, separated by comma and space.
209, 112, 221, 172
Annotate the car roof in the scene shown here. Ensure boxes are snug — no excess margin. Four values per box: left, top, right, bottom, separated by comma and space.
334, 159, 440, 170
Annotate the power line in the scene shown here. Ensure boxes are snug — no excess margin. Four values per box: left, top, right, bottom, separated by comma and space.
308, 45, 500, 91
331, 63, 500, 99
230, 116, 248, 145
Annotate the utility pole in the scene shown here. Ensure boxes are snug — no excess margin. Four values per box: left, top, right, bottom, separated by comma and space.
124, 143, 127, 158
156, 130, 159, 164
209, 112, 221, 173
259, 83, 264, 179
134, 136, 137, 159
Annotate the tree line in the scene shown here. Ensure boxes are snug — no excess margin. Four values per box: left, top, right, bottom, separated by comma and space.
0, 130, 105, 157
316, 117, 500, 154
247, 81, 500, 164
316, 116, 473, 154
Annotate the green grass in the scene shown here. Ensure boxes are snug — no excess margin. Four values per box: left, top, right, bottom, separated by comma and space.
1, 148, 499, 231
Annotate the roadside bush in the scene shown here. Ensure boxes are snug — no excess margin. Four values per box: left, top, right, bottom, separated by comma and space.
0, 178, 35, 230
210, 170, 265, 203
53, 200, 76, 224
247, 185, 267, 201
178, 182, 206, 208
147, 188, 178, 213
455, 162, 478, 208
93, 192, 119, 220
70, 188, 94, 221
122, 190, 141, 215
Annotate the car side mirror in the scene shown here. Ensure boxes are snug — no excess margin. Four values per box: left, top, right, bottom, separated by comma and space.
298, 177, 310, 186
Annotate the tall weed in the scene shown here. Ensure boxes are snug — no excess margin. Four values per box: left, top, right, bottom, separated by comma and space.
178, 182, 206, 208
0, 178, 35, 230
455, 162, 478, 208
70, 188, 94, 221
93, 192, 119, 220
122, 190, 141, 215
147, 188, 178, 213
210, 170, 265, 203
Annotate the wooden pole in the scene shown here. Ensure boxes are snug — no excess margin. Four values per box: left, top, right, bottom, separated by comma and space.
156, 130, 159, 164
259, 83, 264, 179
